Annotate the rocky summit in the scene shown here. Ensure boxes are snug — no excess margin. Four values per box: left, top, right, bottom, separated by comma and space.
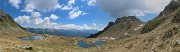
88, 16, 144, 38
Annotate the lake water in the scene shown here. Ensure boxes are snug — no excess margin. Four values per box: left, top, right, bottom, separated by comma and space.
21, 36, 44, 40
77, 40, 105, 48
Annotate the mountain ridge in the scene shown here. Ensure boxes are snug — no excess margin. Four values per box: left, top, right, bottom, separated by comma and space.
86, 0, 180, 52
88, 16, 144, 38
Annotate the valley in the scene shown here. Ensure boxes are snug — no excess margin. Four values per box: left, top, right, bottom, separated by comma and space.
0, 0, 180, 52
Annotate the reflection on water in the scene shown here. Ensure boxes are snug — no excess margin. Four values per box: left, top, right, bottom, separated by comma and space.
21, 36, 44, 40
77, 40, 105, 48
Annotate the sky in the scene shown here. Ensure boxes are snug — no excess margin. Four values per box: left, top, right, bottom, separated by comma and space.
0, 0, 171, 31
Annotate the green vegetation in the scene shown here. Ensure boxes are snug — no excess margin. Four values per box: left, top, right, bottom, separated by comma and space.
141, 17, 166, 34
172, 8, 180, 23
162, 26, 179, 41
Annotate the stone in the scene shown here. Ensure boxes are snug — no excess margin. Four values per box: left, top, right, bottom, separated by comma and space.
14, 45, 33, 50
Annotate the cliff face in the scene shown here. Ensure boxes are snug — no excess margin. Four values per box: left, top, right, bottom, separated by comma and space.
88, 16, 144, 38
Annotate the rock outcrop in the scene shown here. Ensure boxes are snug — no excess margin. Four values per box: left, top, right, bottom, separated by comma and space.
88, 16, 144, 38
0, 10, 29, 38
141, 0, 180, 34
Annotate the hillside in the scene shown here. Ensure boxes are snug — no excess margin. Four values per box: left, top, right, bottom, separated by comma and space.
0, 0, 180, 52
85, 0, 180, 52
88, 16, 144, 38
0, 10, 32, 38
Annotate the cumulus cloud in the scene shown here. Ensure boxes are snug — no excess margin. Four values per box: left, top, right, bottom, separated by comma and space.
61, 0, 75, 10
23, 0, 61, 12
33, 18, 44, 25
15, 12, 59, 28
15, 15, 31, 24
31, 12, 41, 18
14, 11, 97, 30
62, 6, 73, 10
9, 0, 21, 9
68, 7, 86, 19
21, 2, 35, 12
60, 0, 87, 19
88, 0, 96, 6
50, 14, 59, 20
58, 23, 100, 30
97, 0, 171, 18
68, 0, 75, 6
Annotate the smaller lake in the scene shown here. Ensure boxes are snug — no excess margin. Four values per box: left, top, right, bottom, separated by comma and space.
21, 36, 44, 40
77, 40, 105, 48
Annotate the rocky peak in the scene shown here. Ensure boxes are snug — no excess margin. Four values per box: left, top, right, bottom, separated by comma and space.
0, 10, 25, 29
88, 16, 143, 38
115, 16, 141, 24
0, 10, 11, 22
161, 0, 180, 15
0, 9, 4, 14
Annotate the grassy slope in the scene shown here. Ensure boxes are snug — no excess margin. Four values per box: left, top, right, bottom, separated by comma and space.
97, 16, 143, 38
84, 7, 180, 52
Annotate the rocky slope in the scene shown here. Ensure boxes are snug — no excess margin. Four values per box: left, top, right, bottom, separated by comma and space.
0, 10, 32, 38
88, 16, 144, 38
85, 0, 180, 52
0, 0, 179, 52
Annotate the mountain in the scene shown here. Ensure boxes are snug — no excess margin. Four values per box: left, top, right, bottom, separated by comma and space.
0, 0, 180, 52
25, 27, 98, 37
0, 10, 31, 38
141, 0, 180, 34
86, 0, 180, 52
88, 16, 144, 38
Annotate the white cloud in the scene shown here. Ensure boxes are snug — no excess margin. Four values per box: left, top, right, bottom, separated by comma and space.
23, 0, 61, 12
69, 10, 83, 19
15, 12, 59, 28
61, 0, 75, 10
15, 16, 100, 30
62, 5, 73, 10
42, 17, 59, 28
68, 0, 75, 6
15, 15, 31, 24
136, 12, 145, 16
31, 12, 41, 18
14, 13, 100, 30
143, 0, 171, 13
50, 14, 59, 20
9, 0, 21, 9
82, 12, 88, 15
68, 7, 87, 19
88, 0, 96, 6
34, 18, 44, 25
60, 0, 87, 19
58, 23, 100, 30
97, 0, 171, 18
21, 2, 35, 12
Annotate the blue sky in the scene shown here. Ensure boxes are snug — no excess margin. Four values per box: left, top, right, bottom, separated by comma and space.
0, 0, 171, 30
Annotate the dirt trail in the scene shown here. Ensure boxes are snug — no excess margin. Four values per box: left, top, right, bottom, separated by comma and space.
150, 36, 158, 52
105, 46, 133, 52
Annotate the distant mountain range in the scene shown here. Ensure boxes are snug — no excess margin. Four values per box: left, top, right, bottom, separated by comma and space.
25, 27, 99, 37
